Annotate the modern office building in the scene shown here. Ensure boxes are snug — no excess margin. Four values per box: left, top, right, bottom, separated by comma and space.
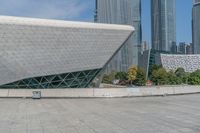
171, 43, 178, 54
192, 0, 200, 54
177, 42, 193, 55
141, 41, 149, 53
178, 42, 187, 54
151, 0, 176, 52
95, 0, 142, 72
0, 16, 134, 89
186, 43, 193, 54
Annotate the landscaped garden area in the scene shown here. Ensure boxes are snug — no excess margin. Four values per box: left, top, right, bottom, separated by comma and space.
102, 65, 200, 86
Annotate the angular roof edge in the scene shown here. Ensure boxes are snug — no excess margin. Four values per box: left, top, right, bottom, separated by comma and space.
0, 15, 135, 31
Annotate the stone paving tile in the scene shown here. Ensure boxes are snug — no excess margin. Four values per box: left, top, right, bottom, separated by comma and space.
0, 94, 200, 133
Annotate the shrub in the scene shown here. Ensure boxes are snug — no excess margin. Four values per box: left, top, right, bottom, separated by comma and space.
168, 71, 182, 85
134, 68, 146, 86
102, 71, 116, 84
188, 70, 200, 85
128, 66, 138, 84
151, 68, 169, 85
115, 72, 128, 80
149, 65, 162, 80
102, 74, 110, 84
175, 68, 185, 78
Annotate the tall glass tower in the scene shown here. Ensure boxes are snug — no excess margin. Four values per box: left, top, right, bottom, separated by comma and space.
95, 0, 142, 72
151, 0, 176, 52
192, 0, 200, 54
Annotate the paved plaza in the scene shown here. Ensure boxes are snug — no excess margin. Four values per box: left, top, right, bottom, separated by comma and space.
0, 94, 200, 133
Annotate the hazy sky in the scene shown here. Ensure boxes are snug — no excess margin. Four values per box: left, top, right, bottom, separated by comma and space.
0, 0, 193, 45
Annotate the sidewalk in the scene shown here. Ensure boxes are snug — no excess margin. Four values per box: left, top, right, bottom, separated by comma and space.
0, 85, 199, 98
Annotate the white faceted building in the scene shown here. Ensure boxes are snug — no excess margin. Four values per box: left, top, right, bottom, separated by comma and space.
0, 16, 134, 88
161, 54, 200, 73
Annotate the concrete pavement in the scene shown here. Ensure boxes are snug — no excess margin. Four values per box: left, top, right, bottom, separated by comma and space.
0, 94, 200, 133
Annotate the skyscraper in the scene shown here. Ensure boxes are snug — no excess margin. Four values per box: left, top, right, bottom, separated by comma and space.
95, 0, 142, 72
186, 43, 193, 54
179, 42, 187, 54
192, 0, 200, 54
151, 0, 176, 52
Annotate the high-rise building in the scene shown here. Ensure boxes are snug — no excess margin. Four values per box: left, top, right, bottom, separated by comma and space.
141, 41, 149, 53
151, 0, 176, 52
177, 42, 193, 55
171, 42, 178, 54
192, 0, 200, 54
95, 0, 142, 72
186, 43, 193, 54
178, 42, 187, 54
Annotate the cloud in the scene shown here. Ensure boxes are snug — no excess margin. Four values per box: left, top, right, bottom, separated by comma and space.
0, 0, 94, 21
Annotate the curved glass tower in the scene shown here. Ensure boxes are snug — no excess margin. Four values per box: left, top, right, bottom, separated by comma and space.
95, 0, 142, 72
192, 0, 200, 54
151, 0, 176, 52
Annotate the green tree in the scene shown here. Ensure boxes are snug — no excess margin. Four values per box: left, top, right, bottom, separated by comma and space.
188, 70, 200, 85
175, 68, 189, 84
182, 72, 190, 84
128, 66, 138, 84
134, 68, 146, 86
149, 65, 162, 80
151, 68, 169, 85
175, 68, 185, 77
168, 71, 182, 85
115, 72, 128, 80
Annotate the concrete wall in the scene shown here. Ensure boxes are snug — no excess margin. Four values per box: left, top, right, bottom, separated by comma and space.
0, 86, 199, 98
